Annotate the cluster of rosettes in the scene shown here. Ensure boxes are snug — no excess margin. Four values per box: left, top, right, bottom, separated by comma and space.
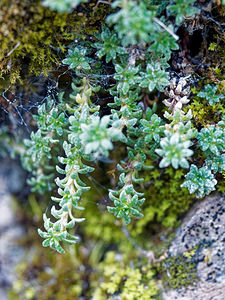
163, 77, 190, 112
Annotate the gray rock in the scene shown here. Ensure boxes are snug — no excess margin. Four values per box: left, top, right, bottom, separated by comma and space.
0, 159, 26, 194
0, 168, 25, 299
163, 194, 225, 300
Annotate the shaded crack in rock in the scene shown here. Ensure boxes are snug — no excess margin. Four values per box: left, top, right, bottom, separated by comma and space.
163, 194, 225, 300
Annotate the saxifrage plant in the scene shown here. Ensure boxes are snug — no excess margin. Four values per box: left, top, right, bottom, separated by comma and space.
21, 0, 225, 254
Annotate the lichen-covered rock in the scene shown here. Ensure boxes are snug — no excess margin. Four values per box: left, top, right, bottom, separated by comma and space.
163, 194, 225, 300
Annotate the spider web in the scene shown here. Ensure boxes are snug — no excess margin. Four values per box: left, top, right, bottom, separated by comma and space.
0, 57, 114, 135
0, 76, 59, 133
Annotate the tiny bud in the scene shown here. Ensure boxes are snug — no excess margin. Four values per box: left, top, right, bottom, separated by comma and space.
174, 95, 180, 101
180, 96, 190, 104
179, 78, 187, 87
163, 99, 172, 107
175, 84, 182, 95
169, 90, 175, 98
75, 94, 84, 104
175, 101, 182, 110
173, 124, 179, 131
170, 78, 176, 89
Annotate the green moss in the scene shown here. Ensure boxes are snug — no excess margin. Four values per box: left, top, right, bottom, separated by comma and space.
0, 0, 111, 85
0, 0, 65, 83
92, 251, 159, 300
9, 242, 83, 300
184, 87, 225, 127
129, 167, 195, 238
186, 99, 217, 126
160, 254, 197, 289
82, 200, 125, 244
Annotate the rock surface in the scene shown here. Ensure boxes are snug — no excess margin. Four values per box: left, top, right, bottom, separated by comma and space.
0, 160, 25, 300
163, 194, 225, 300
